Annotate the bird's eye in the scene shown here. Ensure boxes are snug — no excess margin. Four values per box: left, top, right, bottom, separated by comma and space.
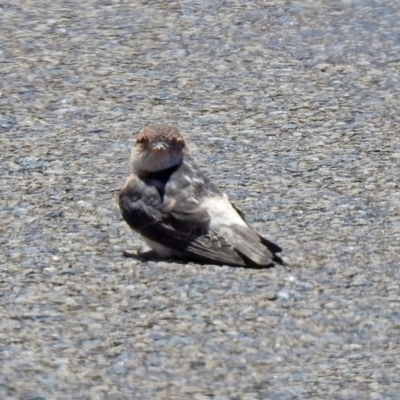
174, 137, 184, 148
137, 137, 147, 144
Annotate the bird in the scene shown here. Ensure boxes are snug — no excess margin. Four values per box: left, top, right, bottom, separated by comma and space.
119, 124, 283, 268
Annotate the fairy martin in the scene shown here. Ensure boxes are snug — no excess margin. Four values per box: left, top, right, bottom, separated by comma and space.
119, 124, 283, 268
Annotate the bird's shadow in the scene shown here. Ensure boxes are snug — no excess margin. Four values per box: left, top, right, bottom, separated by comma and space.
122, 249, 189, 265
121, 249, 275, 269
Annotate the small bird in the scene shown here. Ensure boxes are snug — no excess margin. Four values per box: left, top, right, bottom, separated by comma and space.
119, 124, 283, 268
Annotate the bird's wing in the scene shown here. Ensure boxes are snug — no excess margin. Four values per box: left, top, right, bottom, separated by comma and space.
230, 201, 283, 266
226, 224, 283, 267
231, 200, 282, 256
119, 176, 246, 266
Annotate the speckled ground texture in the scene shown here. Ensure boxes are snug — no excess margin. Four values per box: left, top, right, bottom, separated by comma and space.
1, 0, 400, 399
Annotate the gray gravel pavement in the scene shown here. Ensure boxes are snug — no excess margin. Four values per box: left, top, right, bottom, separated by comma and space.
1, 0, 400, 398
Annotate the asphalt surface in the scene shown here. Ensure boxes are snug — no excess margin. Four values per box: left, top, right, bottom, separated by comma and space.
1, 0, 400, 399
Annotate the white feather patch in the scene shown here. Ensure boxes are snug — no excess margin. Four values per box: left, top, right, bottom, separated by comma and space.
142, 237, 174, 257
202, 194, 247, 229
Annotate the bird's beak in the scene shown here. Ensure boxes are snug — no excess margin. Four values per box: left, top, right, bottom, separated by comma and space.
151, 142, 168, 151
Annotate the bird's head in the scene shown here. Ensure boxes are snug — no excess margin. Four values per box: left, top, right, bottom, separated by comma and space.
131, 125, 187, 174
